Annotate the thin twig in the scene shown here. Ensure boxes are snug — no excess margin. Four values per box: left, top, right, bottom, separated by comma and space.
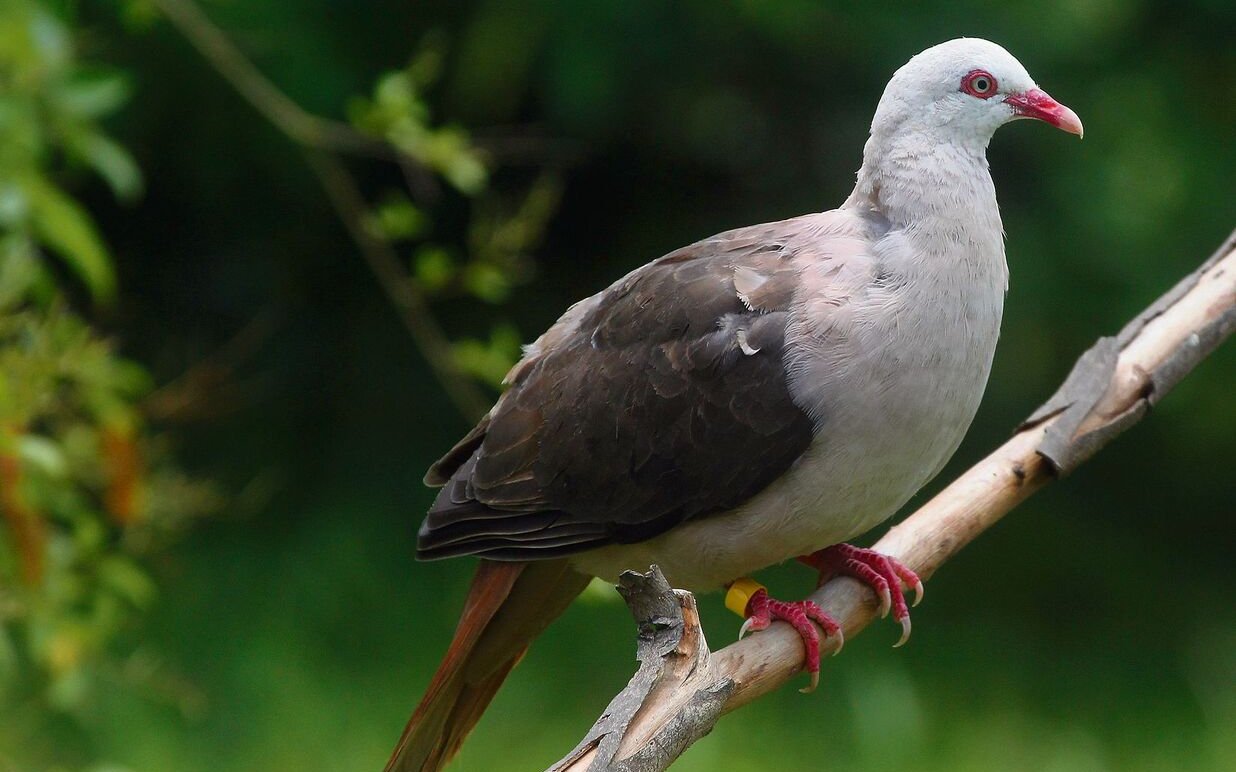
142, 311, 278, 422
152, 0, 390, 160
551, 227, 1236, 772
305, 151, 490, 420
153, 0, 490, 421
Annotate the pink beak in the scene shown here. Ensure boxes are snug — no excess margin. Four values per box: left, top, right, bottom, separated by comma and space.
1004, 88, 1084, 138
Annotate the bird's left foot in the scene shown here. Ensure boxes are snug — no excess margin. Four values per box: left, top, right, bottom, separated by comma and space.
798, 544, 923, 647
727, 578, 842, 693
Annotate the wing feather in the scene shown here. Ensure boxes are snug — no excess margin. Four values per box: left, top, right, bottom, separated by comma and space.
417, 213, 870, 561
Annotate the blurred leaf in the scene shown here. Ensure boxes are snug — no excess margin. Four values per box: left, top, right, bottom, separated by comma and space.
407, 31, 447, 88
423, 126, 487, 194
0, 183, 30, 226
29, 8, 69, 61
22, 172, 116, 303
46, 659, 88, 709
97, 556, 157, 609
413, 245, 455, 292
370, 192, 427, 242
0, 233, 41, 310
120, 0, 161, 30
52, 70, 132, 120
462, 261, 510, 303
451, 322, 521, 387
17, 434, 67, 479
108, 359, 155, 397
0, 627, 18, 690
65, 129, 144, 201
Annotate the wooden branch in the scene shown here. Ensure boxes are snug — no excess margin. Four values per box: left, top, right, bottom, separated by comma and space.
550, 227, 1236, 772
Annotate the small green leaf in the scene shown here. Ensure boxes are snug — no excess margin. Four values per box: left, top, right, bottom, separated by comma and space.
17, 434, 67, 479
413, 245, 455, 292
374, 71, 416, 114
22, 172, 116, 303
422, 127, 488, 194
0, 183, 30, 226
372, 193, 427, 241
98, 556, 157, 609
462, 262, 510, 303
53, 70, 131, 120
0, 233, 41, 310
407, 33, 447, 88
452, 323, 522, 388
443, 151, 488, 195
66, 130, 144, 201
27, 7, 71, 71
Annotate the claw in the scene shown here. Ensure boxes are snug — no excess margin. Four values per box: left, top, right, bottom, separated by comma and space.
799, 669, 820, 694
877, 586, 892, 618
738, 617, 755, 640
893, 614, 912, 648
910, 579, 925, 608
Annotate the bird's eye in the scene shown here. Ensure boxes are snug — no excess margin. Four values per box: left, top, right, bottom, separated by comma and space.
961, 70, 998, 99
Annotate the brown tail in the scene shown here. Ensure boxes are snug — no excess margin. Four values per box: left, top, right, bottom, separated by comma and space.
385, 559, 590, 772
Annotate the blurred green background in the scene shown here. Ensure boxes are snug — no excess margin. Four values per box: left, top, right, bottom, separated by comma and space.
1, 1, 1234, 770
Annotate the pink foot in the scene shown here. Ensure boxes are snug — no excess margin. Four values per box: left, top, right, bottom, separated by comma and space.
739, 588, 843, 693
798, 544, 923, 647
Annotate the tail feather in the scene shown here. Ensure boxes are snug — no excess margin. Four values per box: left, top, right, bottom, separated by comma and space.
386, 559, 589, 772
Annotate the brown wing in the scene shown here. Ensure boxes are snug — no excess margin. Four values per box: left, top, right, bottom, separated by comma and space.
417, 220, 817, 561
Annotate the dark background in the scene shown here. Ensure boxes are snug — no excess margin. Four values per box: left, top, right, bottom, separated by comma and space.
43, 1, 1236, 769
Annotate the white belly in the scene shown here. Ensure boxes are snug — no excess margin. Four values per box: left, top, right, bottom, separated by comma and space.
570, 362, 988, 590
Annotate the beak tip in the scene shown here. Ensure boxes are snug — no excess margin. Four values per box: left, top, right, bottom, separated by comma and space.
1062, 108, 1085, 139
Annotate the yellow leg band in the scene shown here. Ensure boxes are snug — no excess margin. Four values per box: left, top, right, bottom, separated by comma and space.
725, 577, 767, 618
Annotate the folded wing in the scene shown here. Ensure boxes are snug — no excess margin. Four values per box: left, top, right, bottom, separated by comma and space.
417, 214, 872, 561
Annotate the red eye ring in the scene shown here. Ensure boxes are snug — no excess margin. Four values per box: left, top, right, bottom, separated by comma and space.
961, 69, 998, 99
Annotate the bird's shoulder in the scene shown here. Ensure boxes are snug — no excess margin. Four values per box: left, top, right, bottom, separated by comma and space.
506, 208, 882, 382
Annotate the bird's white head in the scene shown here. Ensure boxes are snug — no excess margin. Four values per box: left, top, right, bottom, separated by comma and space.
870, 38, 1083, 149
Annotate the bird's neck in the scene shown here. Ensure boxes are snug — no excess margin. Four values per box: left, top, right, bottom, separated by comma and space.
844, 130, 1007, 285
846, 131, 1001, 231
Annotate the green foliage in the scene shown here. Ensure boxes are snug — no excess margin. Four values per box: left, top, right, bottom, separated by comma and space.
352, 43, 566, 389
451, 322, 523, 388
0, 308, 218, 717
349, 42, 488, 195
0, 0, 142, 305
0, 3, 216, 768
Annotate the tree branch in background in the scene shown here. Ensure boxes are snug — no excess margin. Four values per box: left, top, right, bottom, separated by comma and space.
152, 0, 392, 160
152, 0, 491, 421
304, 151, 490, 420
551, 227, 1236, 772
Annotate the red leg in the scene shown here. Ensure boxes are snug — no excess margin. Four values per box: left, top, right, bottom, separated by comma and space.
739, 588, 843, 693
798, 544, 923, 647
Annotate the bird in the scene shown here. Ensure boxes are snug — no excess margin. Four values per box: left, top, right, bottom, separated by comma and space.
386, 37, 1082, 772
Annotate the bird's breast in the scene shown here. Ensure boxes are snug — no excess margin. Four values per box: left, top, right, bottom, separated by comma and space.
780, 228, 1007, 543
